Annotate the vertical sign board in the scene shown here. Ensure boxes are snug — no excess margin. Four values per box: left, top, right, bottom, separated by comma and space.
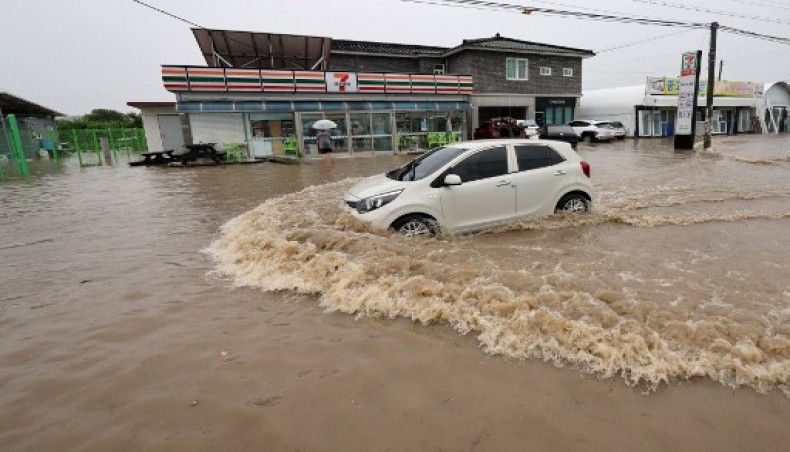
674, 51, 702, 149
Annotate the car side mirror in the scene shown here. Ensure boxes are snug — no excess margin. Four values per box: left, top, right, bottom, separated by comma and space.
443, 174, 462, 186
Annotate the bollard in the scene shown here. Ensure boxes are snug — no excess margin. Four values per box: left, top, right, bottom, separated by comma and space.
100, 136, 112, 165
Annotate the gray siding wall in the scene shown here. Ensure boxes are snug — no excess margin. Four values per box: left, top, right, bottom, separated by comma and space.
448, 50, 582, 95
329, 54, 418, 73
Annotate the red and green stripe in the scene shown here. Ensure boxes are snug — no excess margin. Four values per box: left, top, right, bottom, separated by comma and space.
357, 73, 386, 93
162, 66, 188, 91
226, 69, 262, 91
294, 71, 326, 92
261, 70, 294, 92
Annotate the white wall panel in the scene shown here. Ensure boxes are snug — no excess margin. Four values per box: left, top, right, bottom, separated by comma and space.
189, 113, 245, 145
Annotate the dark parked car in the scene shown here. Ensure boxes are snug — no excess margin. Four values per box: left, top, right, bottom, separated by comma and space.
538, 125, 580, 148
473, 117, 524, 139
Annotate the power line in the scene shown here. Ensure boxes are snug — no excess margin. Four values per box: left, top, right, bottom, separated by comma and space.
130, 0, 204, 28
597, 29, 697, 53
718, 0, 790, 10
631, 0, 790, 26
401, 0, 790, 45
402, 0, 708, 27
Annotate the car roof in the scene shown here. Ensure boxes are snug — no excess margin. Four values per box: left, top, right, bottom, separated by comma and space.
450, 138, 574, 149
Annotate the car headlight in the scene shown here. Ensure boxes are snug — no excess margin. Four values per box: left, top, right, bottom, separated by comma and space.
357, 189, 403, 214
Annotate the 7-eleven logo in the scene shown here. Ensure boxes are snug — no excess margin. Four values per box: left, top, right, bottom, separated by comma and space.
326, 72, 358, 92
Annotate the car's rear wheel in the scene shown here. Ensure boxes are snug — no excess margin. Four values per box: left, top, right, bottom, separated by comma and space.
556, 194, 589, 213
392, 214, 439, 237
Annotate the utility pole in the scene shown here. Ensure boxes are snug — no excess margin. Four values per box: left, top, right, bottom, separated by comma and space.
704, 22, 718, 149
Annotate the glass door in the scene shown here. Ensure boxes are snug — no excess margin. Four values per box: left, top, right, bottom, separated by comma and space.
248, 114, 295, 158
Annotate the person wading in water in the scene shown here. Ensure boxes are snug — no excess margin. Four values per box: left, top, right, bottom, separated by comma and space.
316, 129, 334, 169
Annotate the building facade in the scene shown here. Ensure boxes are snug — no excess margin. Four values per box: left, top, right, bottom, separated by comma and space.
579, 77, 790, 138
1, 91, 62, 158
140, 29, 593, 157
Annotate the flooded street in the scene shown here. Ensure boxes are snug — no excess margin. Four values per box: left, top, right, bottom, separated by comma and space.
2, 135, 789, 451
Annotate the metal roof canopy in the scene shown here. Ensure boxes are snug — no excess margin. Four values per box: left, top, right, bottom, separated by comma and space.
0, 91, 63, 117
191, 28, 331, 70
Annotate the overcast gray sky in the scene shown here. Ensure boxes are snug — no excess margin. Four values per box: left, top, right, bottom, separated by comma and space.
2, 0, 789, 115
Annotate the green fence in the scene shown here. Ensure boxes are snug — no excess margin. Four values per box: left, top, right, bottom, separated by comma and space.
61, 128, 147, 154
59, 128, 147, 167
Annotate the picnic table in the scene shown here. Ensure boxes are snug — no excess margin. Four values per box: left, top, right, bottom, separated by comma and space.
172, 143, 226, 166
129, 150, 177, 166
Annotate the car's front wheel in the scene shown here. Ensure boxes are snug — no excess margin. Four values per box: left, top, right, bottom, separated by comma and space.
391, 214, 440, 237
556, 194, 589, 213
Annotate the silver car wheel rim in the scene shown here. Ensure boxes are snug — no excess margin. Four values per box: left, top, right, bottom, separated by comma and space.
563, 199, 586, 212
399, 220, 431, 237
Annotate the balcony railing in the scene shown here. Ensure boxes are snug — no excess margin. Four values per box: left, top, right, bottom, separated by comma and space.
162, 66, 474, 95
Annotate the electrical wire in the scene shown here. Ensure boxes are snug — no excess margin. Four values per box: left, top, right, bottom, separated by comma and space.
401, 0, 790, 45
402, 0, 709, 27
597, 29, 697, 53
130, 0, 204, 28
631, 0, 790, 25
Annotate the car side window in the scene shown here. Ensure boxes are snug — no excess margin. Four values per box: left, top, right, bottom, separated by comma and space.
451, 146, 509, 182
515, 145, 566, 171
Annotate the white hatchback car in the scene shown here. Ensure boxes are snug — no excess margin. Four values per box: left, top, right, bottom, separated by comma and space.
341, 139, 594, 236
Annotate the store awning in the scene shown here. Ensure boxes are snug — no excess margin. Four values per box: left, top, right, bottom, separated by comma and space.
192, 28, 331, 70
176, 100, 471, 113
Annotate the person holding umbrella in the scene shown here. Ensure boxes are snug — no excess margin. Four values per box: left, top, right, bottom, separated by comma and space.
312, 119, 336, 169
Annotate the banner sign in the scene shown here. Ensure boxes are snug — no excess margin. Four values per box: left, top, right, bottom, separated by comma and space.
646, 76, 761, 98
675, 51, 700, 136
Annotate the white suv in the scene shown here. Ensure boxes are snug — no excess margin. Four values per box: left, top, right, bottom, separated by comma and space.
341, 139, 594, 236
568, 120, 616, 142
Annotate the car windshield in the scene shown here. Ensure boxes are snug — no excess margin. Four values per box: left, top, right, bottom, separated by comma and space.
386, 146, 467, 181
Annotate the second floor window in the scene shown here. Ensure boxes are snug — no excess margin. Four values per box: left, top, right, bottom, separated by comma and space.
540, 67, 552, 76
506, 58, 528, 80
563, 68, 573, 77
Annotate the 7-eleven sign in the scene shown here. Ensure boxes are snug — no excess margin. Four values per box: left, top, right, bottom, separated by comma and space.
325, 72, 358, 93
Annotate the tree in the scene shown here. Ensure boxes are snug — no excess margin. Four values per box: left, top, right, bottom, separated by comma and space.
56, 109, 143, 130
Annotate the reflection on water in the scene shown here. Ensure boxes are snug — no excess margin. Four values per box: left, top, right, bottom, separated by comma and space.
3, 136, 790, 396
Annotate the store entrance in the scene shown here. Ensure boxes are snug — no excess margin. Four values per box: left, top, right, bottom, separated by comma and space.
248, 114, 295, 158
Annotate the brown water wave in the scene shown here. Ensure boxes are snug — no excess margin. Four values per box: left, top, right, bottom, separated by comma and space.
206, 179, 790, 394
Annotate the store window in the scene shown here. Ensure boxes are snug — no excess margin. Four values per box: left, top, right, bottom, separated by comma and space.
301, 113, 347, 155
544, 106, 573, 125
738, 109, 753, 133
247, 113, 295, 158
506, 58, 528, 80
395, 111, 463, 151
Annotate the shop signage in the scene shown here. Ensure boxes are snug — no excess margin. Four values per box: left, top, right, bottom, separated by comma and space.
325, 72, 358, 93
646, 76, 761, 98
162, 66, 473, 95
675, 51, 700, 136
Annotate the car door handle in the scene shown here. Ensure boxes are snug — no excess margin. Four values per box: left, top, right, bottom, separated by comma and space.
554, 170, 567, 176
496, 180, 511, 187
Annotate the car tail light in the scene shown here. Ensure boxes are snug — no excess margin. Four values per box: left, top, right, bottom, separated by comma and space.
580, 160, 590, 178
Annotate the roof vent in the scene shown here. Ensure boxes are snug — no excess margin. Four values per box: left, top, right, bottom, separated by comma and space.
495, 33, 501, 38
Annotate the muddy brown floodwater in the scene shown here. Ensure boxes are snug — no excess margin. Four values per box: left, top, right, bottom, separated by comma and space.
1, 135, 789, 451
